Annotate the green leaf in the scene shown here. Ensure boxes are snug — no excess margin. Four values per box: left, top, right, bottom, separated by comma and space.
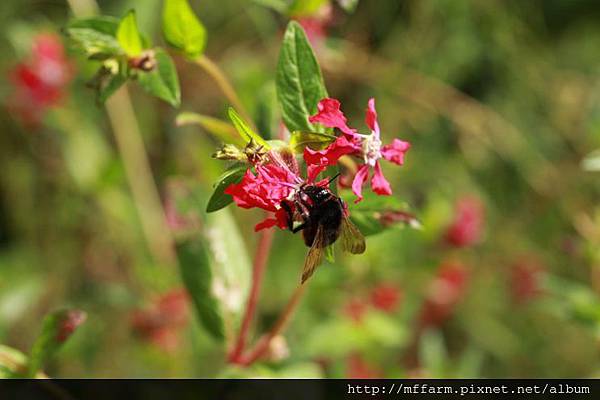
204, 209, 251, 331
288, 0, 328, 16
0, 345, 28, 378
137, 48, 181, 107
206, 164, 247, 213
177, 239, 225, 340
342, 190, 420, 236
289, 130, 336, 153
27, 310, 87, 377
94, 67, 128, 104
176, 112, 242, 145
276, 21, 328, 133
117, 10, 144, 56
228, 108, 270, 149
65, 16, 122, 58
162, 0, 207, 59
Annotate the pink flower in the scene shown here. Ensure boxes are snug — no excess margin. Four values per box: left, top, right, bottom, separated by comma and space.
445, 196, 485, 247
224, 150, 330, 232
419, 262, 469, 328
131, 289, 190, 352
7, 33, 73, 126
306, 98, 410, 202
510, 258, 545, 304
370, 284, 402, 313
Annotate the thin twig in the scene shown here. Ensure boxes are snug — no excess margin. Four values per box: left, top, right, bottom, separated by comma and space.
237, 283, 308, 366
194, 55, 256, 131
228, 226, 275, 362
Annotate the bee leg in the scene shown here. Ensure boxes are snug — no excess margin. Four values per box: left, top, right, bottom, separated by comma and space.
280, 201, 295, 231
292, 222, 307, 233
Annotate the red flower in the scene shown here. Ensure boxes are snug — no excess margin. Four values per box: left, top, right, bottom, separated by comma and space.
224, 150, 336, 232
445, 196, 485, 247
419, 262, 469, 328
343, 297, 368, 323
346, 353, 383, 378
306, 98, 410, 202
370, 284, 402, 313
131, 289, 190, 352
510, 258, 545, 304
7, 33, 73, 126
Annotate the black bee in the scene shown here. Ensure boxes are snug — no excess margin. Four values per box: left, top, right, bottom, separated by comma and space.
281, 179, 366, 283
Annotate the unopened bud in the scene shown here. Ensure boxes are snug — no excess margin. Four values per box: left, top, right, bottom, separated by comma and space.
129, 50, 157, 72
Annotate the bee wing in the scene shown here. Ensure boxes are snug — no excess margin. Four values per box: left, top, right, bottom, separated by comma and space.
301, 225, 327, 284
341, 216, 366, 254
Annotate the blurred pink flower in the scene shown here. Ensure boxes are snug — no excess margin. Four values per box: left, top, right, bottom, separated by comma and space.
346, 353, 383, 378
510, 258, 546, 304
305, 98, 410, 202
7, 33, 73, 126
370, 284, 402, 313
445, 196, 485, 247
419, 262, 469, 328
131, 289, 190, 352
294, 3, 333, 49
343, 297, 368, 323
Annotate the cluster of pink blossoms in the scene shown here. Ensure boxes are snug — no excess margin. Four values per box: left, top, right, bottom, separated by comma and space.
7, 33, 73, 126
224, 97, 411, 232
304, 98, 411, 202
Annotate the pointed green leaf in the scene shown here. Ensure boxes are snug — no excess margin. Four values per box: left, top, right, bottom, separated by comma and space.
137, 48, 181, 107
162, 0, 207, 58
177, 239, 225, 340
176, 112, 242, 145
228, 108, 270, 148
288, 0, 328, 16
27, 310, 87, 377
206, 164, 247, 213
276, 21, 328, 133
117, 10, 144, 56
289, 130, 336, 153
66, 16, 122, 58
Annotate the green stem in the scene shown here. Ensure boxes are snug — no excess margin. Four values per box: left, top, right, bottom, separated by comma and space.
194, 55, 256, 131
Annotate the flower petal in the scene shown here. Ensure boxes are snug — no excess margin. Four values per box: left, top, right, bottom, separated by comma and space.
351, 164, 370, 203
371, 161, 392, 196
309, 98, 357, 137
381, 138, 411, 166
365, 98, 380, 137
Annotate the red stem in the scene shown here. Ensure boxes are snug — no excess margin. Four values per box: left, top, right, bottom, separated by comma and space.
228, 226, 275, 362
237, 283, 307, 366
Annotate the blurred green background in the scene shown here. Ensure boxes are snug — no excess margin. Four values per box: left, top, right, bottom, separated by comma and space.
1, 0, 600, 378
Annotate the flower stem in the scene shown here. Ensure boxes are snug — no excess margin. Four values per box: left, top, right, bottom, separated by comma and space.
194, 55, 256, 131
237, 283, 308, 366
68, 0, 177, 269
228, 226, 275, 362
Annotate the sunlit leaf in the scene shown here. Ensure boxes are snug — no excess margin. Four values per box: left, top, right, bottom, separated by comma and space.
65, 16, 121, 58
116, 10, 144, 56
176, 112, 242, 145
289, 130, 336, 152
276, 21, 328, 133
27, 309, 87, 377
288, 0, 328, 16
162, 0, 207, 58
582, 150, 600, 171
228, 108, 270, 148
137, 48, 181, 107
